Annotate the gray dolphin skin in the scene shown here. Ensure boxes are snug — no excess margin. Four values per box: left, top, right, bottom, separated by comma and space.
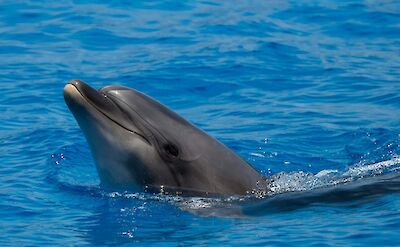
64, 80, 265, 196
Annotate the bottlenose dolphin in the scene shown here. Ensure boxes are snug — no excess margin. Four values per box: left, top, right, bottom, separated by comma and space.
64, 80, 265, 196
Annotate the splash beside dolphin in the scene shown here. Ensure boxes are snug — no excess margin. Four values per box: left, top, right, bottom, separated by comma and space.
64, 80, 266, 196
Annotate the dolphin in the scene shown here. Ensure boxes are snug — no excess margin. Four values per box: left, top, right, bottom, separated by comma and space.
64, 80, 265, 196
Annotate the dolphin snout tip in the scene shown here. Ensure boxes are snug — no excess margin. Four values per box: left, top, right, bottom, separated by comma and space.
63, 82, 78, 95
64, 83, 74, 93
63, 81, 84, 105
63, 84, 78, 108
64, 79, 81, 94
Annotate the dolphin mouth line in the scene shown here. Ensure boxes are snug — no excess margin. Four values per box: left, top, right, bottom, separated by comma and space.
66, 82, 152, 145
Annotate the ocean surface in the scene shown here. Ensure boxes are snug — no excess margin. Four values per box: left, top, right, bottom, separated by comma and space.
1, 0, 400, 246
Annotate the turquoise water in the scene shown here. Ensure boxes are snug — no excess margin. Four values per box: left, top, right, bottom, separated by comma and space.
1, 0, 400, 246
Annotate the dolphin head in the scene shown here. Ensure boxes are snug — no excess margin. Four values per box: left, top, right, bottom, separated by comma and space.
64, 80, 263, 195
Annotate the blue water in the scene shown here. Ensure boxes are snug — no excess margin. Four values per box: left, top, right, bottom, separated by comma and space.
1, 0, 400, 245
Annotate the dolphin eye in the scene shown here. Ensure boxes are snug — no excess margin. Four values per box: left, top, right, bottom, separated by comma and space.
163, 143, 179, 158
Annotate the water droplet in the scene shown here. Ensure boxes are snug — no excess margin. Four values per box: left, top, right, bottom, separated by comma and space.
122, 230, 134, 238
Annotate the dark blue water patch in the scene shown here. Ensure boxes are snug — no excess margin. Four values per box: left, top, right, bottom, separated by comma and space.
0, 46, 30, 54
40, 24, 72, 36
60, 13, 96, 26
3, 32, 63, 44
0, 3, 52, 23
201, 21, 279, 38
273, 2, 400, 40
71, 28, 198, 51
327, 21, 400, 39
272, 4, 336, 23
107, 0, 194, 11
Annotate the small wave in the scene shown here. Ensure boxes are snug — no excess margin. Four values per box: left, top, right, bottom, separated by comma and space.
177, 156, 400, 216
49, 144, 400, 216
266, 156, 400, 196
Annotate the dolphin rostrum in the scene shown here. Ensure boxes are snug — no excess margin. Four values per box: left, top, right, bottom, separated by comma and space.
64, 80, 265, 196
